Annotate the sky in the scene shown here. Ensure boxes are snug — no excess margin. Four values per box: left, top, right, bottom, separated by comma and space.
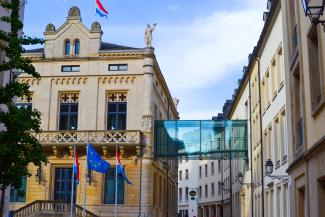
23, 0, 266, 120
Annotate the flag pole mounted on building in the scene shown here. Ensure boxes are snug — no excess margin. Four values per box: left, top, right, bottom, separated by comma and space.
115, 145, 133, 217
84, 144, 110, 214
95, 0, 108, 19
70, 145, 79, 217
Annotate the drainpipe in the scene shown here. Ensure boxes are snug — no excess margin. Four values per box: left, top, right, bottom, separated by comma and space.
257, 57, 265, 217
248, 78, 254, 217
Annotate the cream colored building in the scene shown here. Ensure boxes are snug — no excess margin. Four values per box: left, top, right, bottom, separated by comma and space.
0, 1, 25, 216
281, 0, 325, 217
226, 1, 290, 217
9, 6, 179, 217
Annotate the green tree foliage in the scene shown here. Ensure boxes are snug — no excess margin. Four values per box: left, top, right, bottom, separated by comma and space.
0, 0, 47, 216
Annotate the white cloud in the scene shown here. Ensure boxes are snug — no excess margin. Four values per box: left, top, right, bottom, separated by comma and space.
154, 7, 265, 91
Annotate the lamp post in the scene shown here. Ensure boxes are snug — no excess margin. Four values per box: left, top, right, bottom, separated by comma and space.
237, 172, 254, 187
301, 0, 325, 30
264, 159, 289, 182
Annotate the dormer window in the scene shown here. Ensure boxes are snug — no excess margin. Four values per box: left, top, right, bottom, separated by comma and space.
64, 40, 71, 55
74, 40, 80, 55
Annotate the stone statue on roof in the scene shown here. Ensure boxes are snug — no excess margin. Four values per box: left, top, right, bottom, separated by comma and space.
144, 23, 157, 47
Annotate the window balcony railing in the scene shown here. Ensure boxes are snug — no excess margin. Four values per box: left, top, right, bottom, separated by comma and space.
31, 130, 141, 146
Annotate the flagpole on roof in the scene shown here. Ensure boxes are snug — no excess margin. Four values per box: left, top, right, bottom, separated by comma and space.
70, 144, 76, 217
94, 0, 96, 22
83, 144, 89, 215
115, 144, 118, 217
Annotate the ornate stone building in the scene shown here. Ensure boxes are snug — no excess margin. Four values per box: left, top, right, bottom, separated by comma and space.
9, 6, 179, 217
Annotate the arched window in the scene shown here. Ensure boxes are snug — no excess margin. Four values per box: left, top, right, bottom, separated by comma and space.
74, 40, 80, 55
64, 40, 70, 55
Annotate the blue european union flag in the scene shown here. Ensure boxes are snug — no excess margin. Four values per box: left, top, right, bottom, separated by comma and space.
87, 144, 110, 173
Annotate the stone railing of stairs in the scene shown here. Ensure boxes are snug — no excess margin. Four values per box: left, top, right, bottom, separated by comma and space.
12, 200, 98, 217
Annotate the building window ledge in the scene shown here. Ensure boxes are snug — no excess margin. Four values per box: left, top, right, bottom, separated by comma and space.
311, 97, 325, 118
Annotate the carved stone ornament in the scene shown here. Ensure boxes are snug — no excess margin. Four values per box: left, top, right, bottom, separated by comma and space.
141, 115, 153, 132
68, 6, 81, 17
45, 23, 55, 32
91, 21, 101, 31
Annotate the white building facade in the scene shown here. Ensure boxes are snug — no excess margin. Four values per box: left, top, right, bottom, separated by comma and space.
178, 159, 199, 217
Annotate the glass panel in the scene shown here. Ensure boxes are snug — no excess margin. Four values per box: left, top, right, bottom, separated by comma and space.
109, 65, 119, 71
62, 66, 71, 72
59, 115, 68, 130
65, 41, 70, 55
118, 65, 128, 71
70, 104, 78, 113
154, 120, 247, 160
60, 104, 69, 113
69, 115, 78, 130
108, 103, 117, 112
71, 66, 80, 72
10, 176, 27, 202
107, 114, 117, 130
74, 40, 80, 55
118, 103, 127, 112
117, 114, 126, 130
104, 168, 124, 204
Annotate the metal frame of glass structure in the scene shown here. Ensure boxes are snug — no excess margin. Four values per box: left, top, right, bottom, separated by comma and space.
154, 120, 248, 160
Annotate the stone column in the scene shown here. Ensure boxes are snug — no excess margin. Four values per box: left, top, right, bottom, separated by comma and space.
140, 47, 155, 217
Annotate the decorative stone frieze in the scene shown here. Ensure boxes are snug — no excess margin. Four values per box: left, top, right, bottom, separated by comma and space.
99, 76, 137, 84
141, 115, 153, 132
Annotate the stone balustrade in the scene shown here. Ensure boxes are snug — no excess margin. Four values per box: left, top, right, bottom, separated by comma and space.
31, 130, 141, 146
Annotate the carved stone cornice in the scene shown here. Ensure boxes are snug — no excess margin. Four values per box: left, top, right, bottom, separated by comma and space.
19, 78, 40, 86
52, 77, 88, 85
99, 76, 137, 85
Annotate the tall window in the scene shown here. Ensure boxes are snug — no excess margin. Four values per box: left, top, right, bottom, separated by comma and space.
185, 187, 189, 201
179, 171, 182, 180
205, 164, 208, 177
107, 92, 127, 130
64, 40, 70, 55
59, 93, 79, 130
10, 176, 27, 202
211, 162, 214, 175
199, 166, 202, 178
280, 110, 288, 161
104, 167, 124, 204
199, 186, 202, 198
218, 160, 221, 173
74, 39, 80, 55
277, 47, 284, 87
211, 183, 215, 197
16, 93, 33, 109
185, 169, 188, 180
179, 188, 182, 202
205, 185, 208, 198
307, 25, 323, 112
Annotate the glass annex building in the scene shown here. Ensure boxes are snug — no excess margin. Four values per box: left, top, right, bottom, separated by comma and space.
154, 120, 248, 160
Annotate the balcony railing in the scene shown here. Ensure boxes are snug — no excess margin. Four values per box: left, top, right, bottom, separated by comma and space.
31, 130, 141, 146
13, 200, 98, 217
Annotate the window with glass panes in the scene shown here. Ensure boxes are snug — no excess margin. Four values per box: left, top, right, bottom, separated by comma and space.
107, 92, 127, 130
59, 93, 79, 130
16, 93, 33, 110
104, 167, 124, 204
10, 176, 27, 202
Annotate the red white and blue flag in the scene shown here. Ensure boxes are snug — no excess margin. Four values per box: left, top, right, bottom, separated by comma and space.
96, 0, 108, 18
73, 148, 80, 185
116, 148, 132, 185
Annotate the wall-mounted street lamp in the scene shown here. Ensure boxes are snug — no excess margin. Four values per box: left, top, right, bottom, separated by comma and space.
86, 169, 92, 185
237, 172, 254, 187
301, 0, 325, 30
35, 166, 42, 185
265, 159, 289, 182
219, 181, 230, 193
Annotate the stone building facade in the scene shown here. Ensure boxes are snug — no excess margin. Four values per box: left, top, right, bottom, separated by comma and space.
9, 6, 179, 217
281, 0, 325, 217
0, 1, 25, 216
